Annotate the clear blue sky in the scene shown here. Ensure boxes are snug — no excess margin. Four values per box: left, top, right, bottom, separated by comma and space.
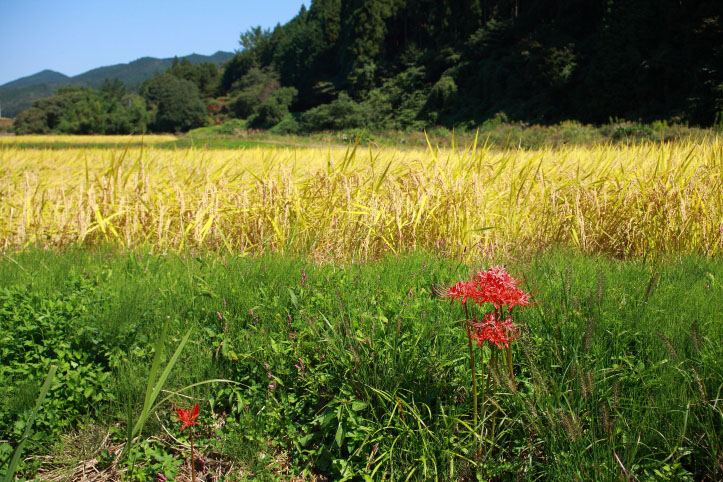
0, 0, 306, 85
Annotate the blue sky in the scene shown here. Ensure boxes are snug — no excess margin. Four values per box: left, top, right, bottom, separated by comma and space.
0, 0, 306, 85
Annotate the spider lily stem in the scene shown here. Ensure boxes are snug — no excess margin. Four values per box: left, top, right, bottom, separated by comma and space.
479, 344, 487, 456
506, 345, 514, 378
464, 303, 479, 441
190, 428, 196, 482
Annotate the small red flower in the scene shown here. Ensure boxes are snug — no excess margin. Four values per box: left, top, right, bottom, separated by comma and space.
471, 266, 531, 309
445, 266, 531, 309
468, 313, 519, 349
444, 280, 481, 305
175, 403, 200, 431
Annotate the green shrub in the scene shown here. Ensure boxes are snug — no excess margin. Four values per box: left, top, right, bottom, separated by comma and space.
187, 118, 247, 137
270, 113, 302, 134
428, 75, 458, 111
13, 87, 148, 135
300, 93, 372, 131
611, 121, 657, 141
142, 73, 208, 133
249, 87, 298, 129
228, 67, 281, 119
0, 280, 118, 473
13, 107, 50, 134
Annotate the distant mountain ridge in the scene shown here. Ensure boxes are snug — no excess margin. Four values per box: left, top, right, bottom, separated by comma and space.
1, 70, 71, 90
0, 51, 233, 117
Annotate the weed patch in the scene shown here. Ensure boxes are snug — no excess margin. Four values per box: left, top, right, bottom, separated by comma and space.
0, 249, 721, 480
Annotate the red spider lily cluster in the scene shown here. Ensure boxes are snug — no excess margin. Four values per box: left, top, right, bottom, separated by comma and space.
439, 265, 532, 452
468, 312, 518, 349
446, 266, 531, 309
444, 265, 530, 348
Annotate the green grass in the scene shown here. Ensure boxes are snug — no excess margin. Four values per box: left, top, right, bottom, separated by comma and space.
1, 248, 721, 481
4, 119, 721, 152
185, 119, 721, 150
163, 138, 276, 149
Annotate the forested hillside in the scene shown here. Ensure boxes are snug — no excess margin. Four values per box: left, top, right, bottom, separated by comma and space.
12, 1, 723, 133
220, 0, 722, 130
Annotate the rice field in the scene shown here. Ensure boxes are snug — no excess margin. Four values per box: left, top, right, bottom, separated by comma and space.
2, 134, 178, 145
2, 135, 722, 259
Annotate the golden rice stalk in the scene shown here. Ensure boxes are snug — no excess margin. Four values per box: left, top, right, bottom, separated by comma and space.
0, 137, 721, 259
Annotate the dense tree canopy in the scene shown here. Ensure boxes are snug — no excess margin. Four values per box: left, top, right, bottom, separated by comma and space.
219, 0, 722, 128
14, 65, 217, 134
14, 1, 723, 134
166, 57, 221, 98
14, 82, 147, 134
141, 73, 208, 132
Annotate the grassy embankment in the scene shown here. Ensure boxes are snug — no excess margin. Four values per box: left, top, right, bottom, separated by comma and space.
2, 118, 721, 149
1, 249, 721, 481
182, 119, 723, 149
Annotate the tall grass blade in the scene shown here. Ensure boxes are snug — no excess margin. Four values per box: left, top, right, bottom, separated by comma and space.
2, 365, 57, 482
119, 319, 192, 460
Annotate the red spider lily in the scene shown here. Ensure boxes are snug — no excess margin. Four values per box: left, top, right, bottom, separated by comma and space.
444, 280, 482, 305
175, 403, 201, 482
471, 266, 531, 309
438, 265, 530, 455
445, 266, 531, 309
468, 313, 519, 349
175, 403, 200, 431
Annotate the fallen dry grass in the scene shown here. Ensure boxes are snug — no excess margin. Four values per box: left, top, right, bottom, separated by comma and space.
31, 424, 308, 482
